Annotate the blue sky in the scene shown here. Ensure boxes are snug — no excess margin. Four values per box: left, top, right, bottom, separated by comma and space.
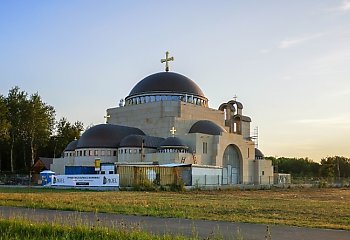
1, 1, 350, 161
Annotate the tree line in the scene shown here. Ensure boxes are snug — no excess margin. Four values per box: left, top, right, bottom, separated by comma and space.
266, 156, 350, 178
0, 87, 83, 173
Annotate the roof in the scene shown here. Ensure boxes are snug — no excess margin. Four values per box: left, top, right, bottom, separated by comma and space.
241, 115, 252, 122
40, 158, 54, 169
76, 124, 145, 149
189, 120, 226, 135
40, 170, 55, 174
64, 140, 78, 151
159, 137, 189, 149
31, 157, 53, 172
127, 72, 206, 98
255, 148, 264, 158
218, 100, 243, 111
227, 100, 243, 109
119, 135, 164, 148
160, 163, 192, 167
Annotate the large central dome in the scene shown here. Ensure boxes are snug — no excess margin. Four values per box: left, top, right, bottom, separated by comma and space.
128, 72, 205, 97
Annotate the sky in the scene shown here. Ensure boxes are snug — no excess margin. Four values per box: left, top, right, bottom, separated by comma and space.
1, 1, 350, 162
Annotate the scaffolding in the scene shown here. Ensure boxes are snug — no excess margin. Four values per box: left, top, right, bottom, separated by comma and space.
251, 126, 259, 148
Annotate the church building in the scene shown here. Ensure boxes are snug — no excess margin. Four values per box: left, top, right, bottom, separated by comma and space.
51, 52, 273, 186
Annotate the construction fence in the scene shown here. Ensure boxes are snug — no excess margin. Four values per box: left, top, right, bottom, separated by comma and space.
291, 177, 350, 187
0, 173, 30, 185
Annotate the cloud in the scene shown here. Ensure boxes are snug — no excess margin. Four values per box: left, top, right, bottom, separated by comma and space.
339, 0, 350, 11
278, 33, 325, 49
327, 0, 350, 12
259, 48, 270, 54
306, 48, 350, 76
328, 89, 350, 97
296, 118, 339, 124
293, 116, 350, 127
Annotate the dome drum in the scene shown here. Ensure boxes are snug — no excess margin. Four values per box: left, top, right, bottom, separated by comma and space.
125, 92, 208, 107
158, 137, 189, 153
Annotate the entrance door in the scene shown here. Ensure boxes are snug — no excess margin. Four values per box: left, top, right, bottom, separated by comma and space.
222, 167, 228, 185
231, 167, 238, 184
222, 144, 242, 185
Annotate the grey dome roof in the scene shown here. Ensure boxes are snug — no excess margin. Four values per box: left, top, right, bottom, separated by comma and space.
64, 140, 78, 151
189, 120, 226, 135
76, 124, 145, 149
159, 137, 188, 149
255, 148, 264, 158
119, 135, 164, 149
127, 72, 205, 98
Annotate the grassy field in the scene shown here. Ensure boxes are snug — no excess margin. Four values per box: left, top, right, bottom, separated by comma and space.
0, 218, 195, 240
0, 187, 349, 230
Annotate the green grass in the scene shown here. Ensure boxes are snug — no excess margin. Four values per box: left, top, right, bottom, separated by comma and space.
0, 218, 193, 240
0, 187, 349, 230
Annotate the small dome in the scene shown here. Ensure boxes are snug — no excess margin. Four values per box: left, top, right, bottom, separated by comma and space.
64, 140, 78, 151
76, 124, 145, 149
119, 135, 164, 149
189, 120, 226, 135
159, 137, 188, 149
255, 148, 264, 159
127, 72, 205, 98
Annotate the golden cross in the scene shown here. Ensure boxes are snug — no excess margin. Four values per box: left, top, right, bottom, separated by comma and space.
104, 114, 110, 123
161, 51, 174, 72
170, 126, 176, 136
233, 94, 238, 101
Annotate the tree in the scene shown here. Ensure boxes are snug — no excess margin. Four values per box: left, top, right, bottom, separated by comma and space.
266, 156, 320, 177
1, 86, 85, 171
25, 93, 55, 167
320, 156, 350, 178
45, 118, 84, 158
0, 95, 10, 139
6, 87, 28, 172
0, 95, 10, 171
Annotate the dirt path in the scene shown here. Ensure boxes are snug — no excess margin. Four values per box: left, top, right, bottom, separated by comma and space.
0, 206, 349, 240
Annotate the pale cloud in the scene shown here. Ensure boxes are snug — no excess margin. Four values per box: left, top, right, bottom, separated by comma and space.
296, 118, 340, 124
259, 48, 270, 54
282, 75, 292, 81
328, 89, 350, 97
293, 116, 350, 126
278, 33, 325, 49
306, 48, 350, 76
327, 0, 350, 12
338, 0, 350, 11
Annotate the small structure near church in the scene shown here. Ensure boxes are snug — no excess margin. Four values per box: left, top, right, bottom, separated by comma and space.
51, 52, 273, 187
39, 170, 55, 186
31, 157, 53, 184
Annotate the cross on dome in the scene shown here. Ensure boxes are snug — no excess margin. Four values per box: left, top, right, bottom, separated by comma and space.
170, 126, 176, 136
104, 114, 110, 123
233, 94, 238, 101
161, 51, 174, 72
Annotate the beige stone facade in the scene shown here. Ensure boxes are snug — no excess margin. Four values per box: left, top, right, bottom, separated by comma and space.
51, 70, 273, 185
105, 97, 272, 184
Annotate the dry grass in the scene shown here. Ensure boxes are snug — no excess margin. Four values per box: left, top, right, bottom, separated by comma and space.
0, 187, 349, 230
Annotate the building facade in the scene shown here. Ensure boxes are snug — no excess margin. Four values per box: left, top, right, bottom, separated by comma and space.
51, 55, 273, 185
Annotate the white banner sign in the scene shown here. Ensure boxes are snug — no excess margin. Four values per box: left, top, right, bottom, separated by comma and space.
52, 174, 119, 187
